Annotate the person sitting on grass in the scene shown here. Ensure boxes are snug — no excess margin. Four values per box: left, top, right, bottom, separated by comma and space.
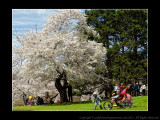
36, 96, 44, 105
92, 92, 103, 110
28, 96, 33, 106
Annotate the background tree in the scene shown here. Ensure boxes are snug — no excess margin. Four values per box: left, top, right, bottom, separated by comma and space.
115, 9, 147, 84
85, 9, 147, 85
85, 9, 116, 79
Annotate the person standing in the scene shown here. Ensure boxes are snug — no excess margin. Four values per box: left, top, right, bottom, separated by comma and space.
130, 83, 135, 96
142, 84, 146, 96
140, 85, 143, 96
120, 83, 124, 93
68, 84, 73, 102
114, 84, 119, 95
134, 83, 139, 96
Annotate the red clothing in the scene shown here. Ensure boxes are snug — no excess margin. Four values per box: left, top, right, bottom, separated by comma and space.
120, 86, 124, 92
118, 86, 130, 100
118, 93, 124, 100
126, 93, 133, 104
121, 87, 128, 94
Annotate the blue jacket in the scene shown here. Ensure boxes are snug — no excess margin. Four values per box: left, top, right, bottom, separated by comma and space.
135, 85, 139, 90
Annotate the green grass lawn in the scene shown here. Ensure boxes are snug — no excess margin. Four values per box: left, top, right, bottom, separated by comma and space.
12, 96, 148, 111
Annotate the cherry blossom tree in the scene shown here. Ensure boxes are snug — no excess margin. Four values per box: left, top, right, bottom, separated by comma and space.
12, 9, 108, 102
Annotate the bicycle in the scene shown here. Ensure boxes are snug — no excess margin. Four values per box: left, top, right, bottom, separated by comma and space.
103, 93, 132, 110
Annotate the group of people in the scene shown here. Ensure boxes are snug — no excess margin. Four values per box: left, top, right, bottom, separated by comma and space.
92, 85, 133, 110
112, 86, 133, 107
114, 83, 147, 97
25, 84, 73, 106
26, 94, 55, 106
128, 83, 146, 97
92, 82, 147, 110
24, 82, 146, 110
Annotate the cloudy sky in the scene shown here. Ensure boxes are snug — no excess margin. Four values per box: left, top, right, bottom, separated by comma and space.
12, 9, 87, 47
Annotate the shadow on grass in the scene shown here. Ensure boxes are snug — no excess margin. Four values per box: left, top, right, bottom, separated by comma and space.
40, 100, 94, 106
51, 99, 111, 106
54, 100, 93, 106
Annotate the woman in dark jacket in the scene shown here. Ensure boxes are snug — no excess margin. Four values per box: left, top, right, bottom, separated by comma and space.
134, 83, 139, 96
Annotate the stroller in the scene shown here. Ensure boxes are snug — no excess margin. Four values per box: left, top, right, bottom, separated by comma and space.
103, 86, 132, 110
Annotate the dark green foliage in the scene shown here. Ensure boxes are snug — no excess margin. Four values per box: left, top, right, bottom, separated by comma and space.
85, 9, 147, 85
72, 90, 82, 96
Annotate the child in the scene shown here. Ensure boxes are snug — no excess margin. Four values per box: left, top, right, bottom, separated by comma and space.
114, 84, 119, 95
92, 92, 103, 110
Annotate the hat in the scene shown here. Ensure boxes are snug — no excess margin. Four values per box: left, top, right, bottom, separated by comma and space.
29, 96, 33, 100
93, 92, 97, 95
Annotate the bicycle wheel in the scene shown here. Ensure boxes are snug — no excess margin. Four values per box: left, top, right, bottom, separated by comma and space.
122, 99, 132, 108
103, 101, 113, 110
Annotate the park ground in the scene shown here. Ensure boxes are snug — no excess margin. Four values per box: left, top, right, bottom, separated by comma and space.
12, 96, 147, 111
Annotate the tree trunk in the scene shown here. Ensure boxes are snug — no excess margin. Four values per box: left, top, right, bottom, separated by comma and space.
59, 88, 68, 102
106, 36, 113, 79
133, 32, 138, 59
121, 38, 124, 55
133, 32, 138, 83
109, 82, 113, 98
55, 71, 68, 102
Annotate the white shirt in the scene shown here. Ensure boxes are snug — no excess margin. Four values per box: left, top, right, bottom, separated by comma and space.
114, 86, 118, 91
142, 85, 146, 90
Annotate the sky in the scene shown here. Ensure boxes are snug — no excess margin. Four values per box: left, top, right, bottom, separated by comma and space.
12, 9, 89, 70
12, 9, 87, 47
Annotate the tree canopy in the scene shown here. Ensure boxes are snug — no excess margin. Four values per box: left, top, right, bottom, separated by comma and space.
12, 9, 108, 102
85, 9, 147, 85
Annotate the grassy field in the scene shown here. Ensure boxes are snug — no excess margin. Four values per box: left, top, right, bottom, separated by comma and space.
12, 96, 148, 111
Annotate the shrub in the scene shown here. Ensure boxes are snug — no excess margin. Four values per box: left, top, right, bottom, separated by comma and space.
73, 90, 82, 96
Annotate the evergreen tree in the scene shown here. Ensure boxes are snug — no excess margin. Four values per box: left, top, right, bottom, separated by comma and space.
85, 9, 116, 79
85, 9, 147, 85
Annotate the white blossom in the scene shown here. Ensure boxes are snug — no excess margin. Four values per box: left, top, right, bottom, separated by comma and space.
12, 10, 108, 104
